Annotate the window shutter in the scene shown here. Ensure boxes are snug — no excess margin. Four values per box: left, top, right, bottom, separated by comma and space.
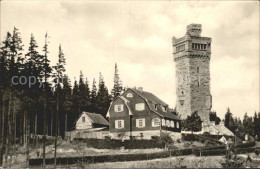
143, 119, 145, 127
136, 119, 139, 127
152, 119, 155, 127
162, 119, 165, 126
115, 120, 118, 128
121, 120, 124, 128
114, 105, 117, 112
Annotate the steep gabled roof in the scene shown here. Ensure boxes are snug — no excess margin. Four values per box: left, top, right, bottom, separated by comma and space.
131, 88, 168, 106
76, 112, 109, 126
106, 95, 133, 118
129, 88, 180, 120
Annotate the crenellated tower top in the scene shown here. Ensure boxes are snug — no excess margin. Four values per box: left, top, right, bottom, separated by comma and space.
186, 24, 202, 37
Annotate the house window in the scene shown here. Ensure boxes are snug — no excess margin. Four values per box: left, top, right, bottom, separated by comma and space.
136, 118, 145, 128
115, 120, 124, 129
166, 120, 171, 127
171, 121, 175, 128
152, 118, 161, 127
114, 104, 124, 112
82, 117, 85, 123
126, 93, 133, 98
135, 103, 145, 111
176, 121, 179, 128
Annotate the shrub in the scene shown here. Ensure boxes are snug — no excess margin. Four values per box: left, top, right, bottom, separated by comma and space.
151, 136, 160, 140
176, 139, 181, 143
235, 141, 255, 148
255, 149, 260, 156
183, 142, 190, 147
160, 133, 174, 149
182, 134, 196, 141
124, 139, 164, 149
203, 132, 210, 137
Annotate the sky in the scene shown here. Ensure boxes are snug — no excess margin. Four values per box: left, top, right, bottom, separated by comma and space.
1, 0, 259, 119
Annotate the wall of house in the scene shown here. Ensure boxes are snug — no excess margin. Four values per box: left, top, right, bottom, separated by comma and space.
76, 113, 93, 130
109, 90, 162, 135
65, 130, 109, 140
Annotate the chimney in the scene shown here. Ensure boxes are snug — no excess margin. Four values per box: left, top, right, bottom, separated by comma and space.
138, 87, 143, 91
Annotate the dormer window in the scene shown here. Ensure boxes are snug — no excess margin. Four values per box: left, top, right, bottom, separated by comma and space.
161, 105, 167, 112
154, 104, 158, 110
82, 117, 85, 122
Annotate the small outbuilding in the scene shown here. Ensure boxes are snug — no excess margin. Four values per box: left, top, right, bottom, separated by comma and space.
75, 111, 109, 130
65, 112, 109, 140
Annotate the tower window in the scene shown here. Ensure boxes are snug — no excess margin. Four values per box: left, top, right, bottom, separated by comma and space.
181, 91, 184, 95
197, 67, 199, 73
198, 81, 200, 87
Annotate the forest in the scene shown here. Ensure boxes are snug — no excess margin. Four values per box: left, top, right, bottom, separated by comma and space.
0, 27, 123, 166
0, 27, 259, 167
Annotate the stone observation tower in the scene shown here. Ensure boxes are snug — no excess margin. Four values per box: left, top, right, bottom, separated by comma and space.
172, 24, 212, 126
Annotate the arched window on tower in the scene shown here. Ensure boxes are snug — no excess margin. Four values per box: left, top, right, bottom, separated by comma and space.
197, 67, 199, 73
198, 81, 200, 88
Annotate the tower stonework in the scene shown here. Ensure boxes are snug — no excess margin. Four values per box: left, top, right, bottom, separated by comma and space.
172, 24, 212, 125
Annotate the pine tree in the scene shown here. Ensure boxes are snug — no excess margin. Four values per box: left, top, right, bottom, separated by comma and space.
78, 71, 91, 112
72, 79, 80, 122
90, 78, 97, 113
111, 63, 123, 99
53, 45, 66, 168
61, 75, 72, 132
96, 73, 111, 117
0, 32, 12, 167
42, 32, 52, 169
224, 108, 233, 129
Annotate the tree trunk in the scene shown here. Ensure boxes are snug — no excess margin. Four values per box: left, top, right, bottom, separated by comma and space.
20, 113, 23, 145
34, 112, 37, 146
65, 113, 67, 132
51, 110, 53, 136
26, 104, 30, 168
54, 94, 59, 168
43, 92, 47, 169
23, 111, 26, 148
6, 92, 12, 168
0, 90, 5, 167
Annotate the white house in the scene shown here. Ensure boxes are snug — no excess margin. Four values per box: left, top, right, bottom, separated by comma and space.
65, 112, 109, 140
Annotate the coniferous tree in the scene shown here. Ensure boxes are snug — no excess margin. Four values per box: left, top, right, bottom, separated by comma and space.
78, 71, 91, 112
224, 108, 234, 129
96, 73, 111, 117
61, 75, 72, 132
71, 79, 80, 125
182, 111, 202, 133
111, 63, 123, 99
53, 45, 66, 168
42, 32, 52, 169
0, 32, 12, 167
84, 77, 91, 110
90, 78, 97, 113
209, 111, 221, 125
